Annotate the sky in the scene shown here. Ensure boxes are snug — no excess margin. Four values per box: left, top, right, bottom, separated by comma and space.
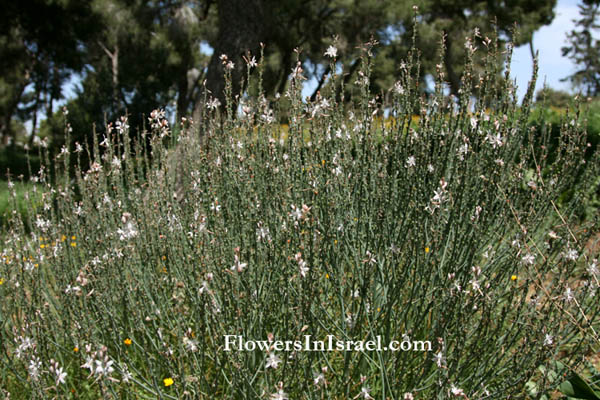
509, 0, 583, 100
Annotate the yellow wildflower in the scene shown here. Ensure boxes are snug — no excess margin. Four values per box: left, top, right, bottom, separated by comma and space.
163, 377, 174, 387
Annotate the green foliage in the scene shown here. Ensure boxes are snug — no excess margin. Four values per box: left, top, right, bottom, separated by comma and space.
1, 0, 561, 149
561, 0, 600, 97
560, 371, 600, 400
528, 94, 600, 220
0, 0, 100, 145
0, 181, 42, 230
536, 88, 574, 109
0, 35, 598, 399
527, 361, 600, 400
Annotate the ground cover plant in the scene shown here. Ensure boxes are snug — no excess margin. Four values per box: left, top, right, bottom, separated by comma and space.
0, 30, 599, 399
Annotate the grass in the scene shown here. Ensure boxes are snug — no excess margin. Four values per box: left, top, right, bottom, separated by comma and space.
0, 34, 599, 399
0, 180, 42, 231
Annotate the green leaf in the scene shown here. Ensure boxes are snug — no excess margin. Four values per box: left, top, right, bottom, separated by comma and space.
559, 372, 600, 400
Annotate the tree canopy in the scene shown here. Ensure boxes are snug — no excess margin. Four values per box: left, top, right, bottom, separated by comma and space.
0, 0, 561, 149
562, 0, 600, 97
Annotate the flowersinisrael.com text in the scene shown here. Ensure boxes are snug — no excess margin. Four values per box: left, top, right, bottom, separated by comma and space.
223, 335, 431, 352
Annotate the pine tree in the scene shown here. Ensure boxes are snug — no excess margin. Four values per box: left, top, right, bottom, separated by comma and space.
562, 0, 600, 97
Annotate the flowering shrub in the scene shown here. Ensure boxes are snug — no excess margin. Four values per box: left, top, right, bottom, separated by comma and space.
0, 32, 599, 399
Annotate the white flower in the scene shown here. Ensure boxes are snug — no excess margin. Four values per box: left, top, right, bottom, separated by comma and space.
364, 251, 377, 265
65, 285, 82, 295
324, 45, 338, 58
345, 313, 356, 329
50, 359, 67, 385
527, 180, 537, 190
81, 356, 94, 371
433, 351, 446, 367
183, 336, 199, 352
35, 216, 50, 230
405, 156, 416, 168
15, 336, 35, 359
543, 334, 553, 346
314, 371, 326, 386
270, 389, 289, 400
355, 386, 374, 399
289, 204, 303, 220
486, 132, 503, 148
117, 221, 138, 241
121, 364, 133, 383
56, 366, 67, 384
207, 97, 221, 111
564, 248, 579, 261
256, 224, 271, 242
471, 205, 482, 222
404, 393, 414, 400
116, 118, 129, 133
198, 281, 209, 295
451, 385, 465, 397
563, 287, 575, 303
295, 252, 309, 277
299, 262, 309, 278
457, 142, 469, 160
28, 356, 42, 381
432, 188, 446, 204
588, 259, 598, 277
111, 156, 122, 169
470, 117, 477, 129
266, 353, 282, 369
521, 253, 535, 265
94, 357, 115, 376
393, 81, 405, 94
231, 254, 247, 273
247, 56, 258, 67
24, 261, 35, 272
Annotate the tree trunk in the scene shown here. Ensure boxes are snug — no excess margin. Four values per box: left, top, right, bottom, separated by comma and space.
443, 30, 460, 97
1, 78, 28, 147
28, 90, 41, 148
192, 0, 267, 125
99, 41, 120, 112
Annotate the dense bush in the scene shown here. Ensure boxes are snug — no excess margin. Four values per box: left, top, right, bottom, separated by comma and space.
0, 34, 599, 399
